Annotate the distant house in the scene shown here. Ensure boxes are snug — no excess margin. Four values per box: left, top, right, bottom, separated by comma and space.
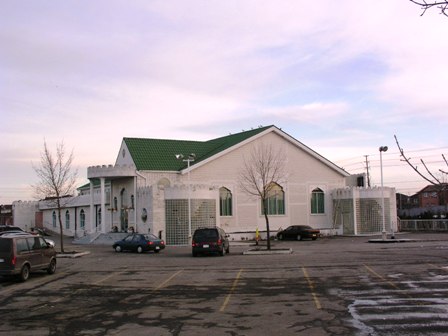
397, 184, 448, 219
417, 184, 448, 208
32, 125, 397, 242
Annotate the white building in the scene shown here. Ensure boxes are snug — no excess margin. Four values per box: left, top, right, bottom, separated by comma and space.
27, 125, 397, 243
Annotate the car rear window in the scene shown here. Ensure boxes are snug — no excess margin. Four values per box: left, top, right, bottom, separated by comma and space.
0, 238, 12, 253
194, 229, 218, 241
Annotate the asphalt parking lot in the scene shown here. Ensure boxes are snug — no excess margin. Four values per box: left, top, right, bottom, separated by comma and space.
1, 233, 448, 336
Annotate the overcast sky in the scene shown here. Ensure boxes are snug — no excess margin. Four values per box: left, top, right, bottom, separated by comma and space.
1, 0, 448, 204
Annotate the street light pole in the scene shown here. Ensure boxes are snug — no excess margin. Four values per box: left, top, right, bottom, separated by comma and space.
176, 153, 196, 245
379, 146, 388, 240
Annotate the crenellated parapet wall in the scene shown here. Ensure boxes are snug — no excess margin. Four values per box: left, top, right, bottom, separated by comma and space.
12, 200, 39, 209
12, 201, 39, 230
88, 164, 137, 179
164, 183, 218, 199
331, 186, 395, 200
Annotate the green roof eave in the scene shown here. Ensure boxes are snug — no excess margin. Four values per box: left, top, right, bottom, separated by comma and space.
124, 126, 272, 171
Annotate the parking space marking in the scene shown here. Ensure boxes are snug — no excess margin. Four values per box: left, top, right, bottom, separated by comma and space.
0, 272, 68, 296
153, 269, 183, 291
302, 266, 322, 310
220, 268, 243, 312
93, 271, 124, 285
364, 264, 410, 297
428, 263, 448, 272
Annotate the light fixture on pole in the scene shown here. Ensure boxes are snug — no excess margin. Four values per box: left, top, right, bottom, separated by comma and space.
175, 153, 196, 245
379, 146, 388, 240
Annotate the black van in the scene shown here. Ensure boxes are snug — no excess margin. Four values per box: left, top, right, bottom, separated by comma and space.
192, 227, 230, 257
0, 233, 57, 281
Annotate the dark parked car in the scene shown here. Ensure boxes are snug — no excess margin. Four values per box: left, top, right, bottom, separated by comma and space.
0, 225, 24, 236
276, 225, 320, 241
192, 227, 230, 257
0, 232, 57, 281
113, 233, 165, 253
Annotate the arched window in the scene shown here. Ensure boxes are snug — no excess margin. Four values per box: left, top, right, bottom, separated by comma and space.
262, 183, 285, 215
120, 188, 127, 208
219, 187, 233, 216
80, 209, 85, 229
52, 211, 57, 228
97, 208, 102, 226
311, 188, 325, 214
65, 210, 70, 229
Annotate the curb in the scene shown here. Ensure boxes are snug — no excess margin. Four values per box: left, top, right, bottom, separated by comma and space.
57, 251, 91, 258
368, 239, 417, 243
243, 248, 293, 255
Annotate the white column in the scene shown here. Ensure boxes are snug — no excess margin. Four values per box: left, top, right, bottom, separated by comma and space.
89, 180, 94, 233
352, 189, 358, 236
100, 178, 106, 233
134, 176, 138, 233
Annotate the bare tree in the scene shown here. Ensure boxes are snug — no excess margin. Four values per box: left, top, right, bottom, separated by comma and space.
32, 140, 78, 252
239, 142, 286, 250
395, 135, 447, 185
394, 135, 448, 205
410, 0, 448, 16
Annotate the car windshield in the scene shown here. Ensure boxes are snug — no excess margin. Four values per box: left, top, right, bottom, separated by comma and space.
144, 234, 159, 241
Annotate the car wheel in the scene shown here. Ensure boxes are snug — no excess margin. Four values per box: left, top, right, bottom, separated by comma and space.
19, 264, 30, 282
278, 234, 283, 241
297, 234, 302, 241
47, 259, 56, 274
137, 246, 143, 253
192, 251, 198, 257
312, 237, 317, 241
115, 245, 122, 252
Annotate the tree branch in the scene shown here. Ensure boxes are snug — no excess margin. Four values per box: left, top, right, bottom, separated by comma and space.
394, 135, 438, 186
410, 0, 448, 17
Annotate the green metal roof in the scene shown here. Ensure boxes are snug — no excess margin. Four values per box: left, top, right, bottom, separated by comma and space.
124, 126, 272, 171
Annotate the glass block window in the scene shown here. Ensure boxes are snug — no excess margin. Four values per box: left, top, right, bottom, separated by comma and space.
311, 188, 325, 214
262, 183, 285, 215
165, 199, 216, 245
219, 187, 232, 216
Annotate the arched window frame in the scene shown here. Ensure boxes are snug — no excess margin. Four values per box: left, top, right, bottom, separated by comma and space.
262, 183, 285, 215
219, 187, 233, 216
311, 188, 325, 214
65, 210, 70, 229
97, 208, 102, 226
80, 209, 86, 229
52, 211, 57, 228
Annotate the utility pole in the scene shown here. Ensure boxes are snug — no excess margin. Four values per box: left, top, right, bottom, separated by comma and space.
364, 155, 371, 187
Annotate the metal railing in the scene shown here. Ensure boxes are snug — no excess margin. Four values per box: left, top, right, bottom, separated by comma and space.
399, 219, 448, 232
